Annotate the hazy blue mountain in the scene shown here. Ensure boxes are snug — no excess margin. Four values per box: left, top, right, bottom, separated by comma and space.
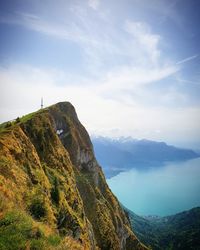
92, 136, 200, 178
124, 206, 200, 250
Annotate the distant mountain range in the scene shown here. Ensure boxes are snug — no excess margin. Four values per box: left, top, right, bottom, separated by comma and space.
92, 136, 200, 178
124, 206, 200, 250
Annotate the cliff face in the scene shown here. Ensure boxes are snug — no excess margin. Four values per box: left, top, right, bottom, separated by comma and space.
0, 102, 147, 250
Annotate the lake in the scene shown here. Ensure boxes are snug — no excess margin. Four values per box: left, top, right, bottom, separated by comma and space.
107, 158, 200, 216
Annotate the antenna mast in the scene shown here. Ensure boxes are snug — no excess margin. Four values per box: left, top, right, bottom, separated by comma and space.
41, 97, 43, 109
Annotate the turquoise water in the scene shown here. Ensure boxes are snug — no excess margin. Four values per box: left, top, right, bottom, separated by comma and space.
107, 158, 200, 216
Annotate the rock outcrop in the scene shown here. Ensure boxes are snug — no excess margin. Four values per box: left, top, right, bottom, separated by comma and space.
0, 102, 147, 250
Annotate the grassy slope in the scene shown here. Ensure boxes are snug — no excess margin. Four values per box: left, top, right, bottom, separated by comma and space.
0, 109, 91, 249
0, 102, 148, 250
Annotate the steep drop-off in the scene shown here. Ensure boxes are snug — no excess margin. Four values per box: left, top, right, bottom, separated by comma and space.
0, 102, 147, 250
125, 206, 200, 250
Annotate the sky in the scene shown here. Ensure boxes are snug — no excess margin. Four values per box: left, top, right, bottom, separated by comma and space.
0, 0, 200, 149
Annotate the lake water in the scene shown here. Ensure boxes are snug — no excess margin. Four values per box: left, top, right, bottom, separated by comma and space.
107, 158, 200, 216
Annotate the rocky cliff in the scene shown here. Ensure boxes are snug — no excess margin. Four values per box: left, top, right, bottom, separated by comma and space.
0, 102, 147, 250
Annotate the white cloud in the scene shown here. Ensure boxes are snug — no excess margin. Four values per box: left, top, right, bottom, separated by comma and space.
101, 65, 178, 92
0, 64, 199, 149
125, 20, 161, 65
0, 1, 198, 148
176, 54, 198, 65
177, 78, 200, 86
0, 6, 170, 70
88, 0, 100, 10
2, 10, 179, 84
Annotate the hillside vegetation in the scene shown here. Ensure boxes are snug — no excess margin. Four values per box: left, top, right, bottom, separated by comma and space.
0, 102, 147, 250
125, 206, 200, 250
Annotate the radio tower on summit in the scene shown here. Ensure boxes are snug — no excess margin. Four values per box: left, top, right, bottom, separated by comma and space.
41, 97, 44, 109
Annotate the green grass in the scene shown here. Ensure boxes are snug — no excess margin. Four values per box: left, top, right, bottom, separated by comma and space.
20, 110, 42, 123
0, 209, 72, 250
0, 121, 14, 134
0, 102, 147, 250
0, 108, 48, 135
0, 210, 35, 250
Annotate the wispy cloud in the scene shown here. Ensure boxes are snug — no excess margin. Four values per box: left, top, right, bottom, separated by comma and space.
88, 0, 100, 10
0, 0, 198, 147
176, 54, 198, 65
177, 78, 200, 86
0, 4, 177, 74
0, 64, 199, 146
124, 21, 161, 64
100, 65, 178, 92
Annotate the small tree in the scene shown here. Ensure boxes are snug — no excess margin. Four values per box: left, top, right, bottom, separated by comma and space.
16, 117, 20, 123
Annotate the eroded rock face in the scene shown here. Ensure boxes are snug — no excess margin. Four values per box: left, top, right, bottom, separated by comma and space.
49, 102, 148, 250
0, 102, 148, 250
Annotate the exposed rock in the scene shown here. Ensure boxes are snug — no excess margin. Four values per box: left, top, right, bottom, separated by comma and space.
0, 102, 148, 250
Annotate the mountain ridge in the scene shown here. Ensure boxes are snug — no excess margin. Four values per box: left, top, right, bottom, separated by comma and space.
92, 136, 199, 178
124, 206, 200, 250
0, 102, 147, 250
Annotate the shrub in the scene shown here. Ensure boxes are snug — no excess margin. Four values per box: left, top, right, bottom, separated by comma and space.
5, 122, 12, 128
15, 117, 20, 123
30, 238, 46, 250
51, 177, 60, 205
29, 197, 47, 220
47, 235, 61, 246
0, 210, 32, 250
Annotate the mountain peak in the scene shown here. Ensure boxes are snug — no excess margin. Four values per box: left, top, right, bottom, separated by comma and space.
49, 101, 76, 112
0, 102, 147, 250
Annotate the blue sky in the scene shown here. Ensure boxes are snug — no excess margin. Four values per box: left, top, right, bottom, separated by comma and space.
0, 0, 199, 149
